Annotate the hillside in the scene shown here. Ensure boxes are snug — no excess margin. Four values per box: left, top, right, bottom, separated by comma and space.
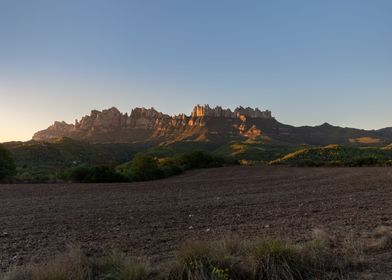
3, 138, 143, 172
270, 144, 392, 166
213, 138, 298, 164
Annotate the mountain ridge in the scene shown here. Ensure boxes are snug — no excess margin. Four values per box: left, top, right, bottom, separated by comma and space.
32, 105, 273, 143
32, 104, 392, 146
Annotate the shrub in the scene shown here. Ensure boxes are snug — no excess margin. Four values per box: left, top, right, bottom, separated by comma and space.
0, 144, 16, 182
352, 157, 379, 167
178, 151, 226, 170
69, 165, 92, 182
129, 154, 163, 181
92, 250, 150, 280
159, 159, 184, 177
249, 238, 340, 280
168, 240, 232, 280
69, 165, 126, 183
85, 166, 126, 183
250, 238, 303, 279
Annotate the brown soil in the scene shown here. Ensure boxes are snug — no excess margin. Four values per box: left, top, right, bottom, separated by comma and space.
1, 166, 392, 278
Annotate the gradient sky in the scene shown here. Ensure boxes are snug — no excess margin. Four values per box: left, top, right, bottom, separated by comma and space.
1, 0, 392, 142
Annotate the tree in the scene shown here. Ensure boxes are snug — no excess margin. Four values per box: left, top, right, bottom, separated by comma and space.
0, 144, 16, 181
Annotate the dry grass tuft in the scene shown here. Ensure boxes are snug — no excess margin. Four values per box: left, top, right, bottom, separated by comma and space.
91, 250, 150, 280
311, 227, 334, 245
1, 247, 91, 280
365, 226, 392, 251
372, 226, 392, 239
341, 232, 366, 267
2, 233, 363, 280
1, 248, 149, 280
167, 235, 345, 280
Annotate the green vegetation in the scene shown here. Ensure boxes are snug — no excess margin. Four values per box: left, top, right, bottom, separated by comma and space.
125, 153, 163, 181
2, 138, 144, 183
270, 144, 392, 167
2, 236, 353, 280
214, 139, 298, 164
4, 137, 140, 173
0, 144, 16, 182
116, 151, 232, 182
3, 138, 392, 184
177, 150, 229, 169
10, 151, 232, 183
67, 165, 127, 183
3, 139, 236, 183
143, 141, 220, 158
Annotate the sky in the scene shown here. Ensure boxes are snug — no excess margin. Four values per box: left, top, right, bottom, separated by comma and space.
0, 0, 391, 142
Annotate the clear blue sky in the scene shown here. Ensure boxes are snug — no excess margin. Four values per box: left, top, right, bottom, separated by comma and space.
1, 0, 391, 142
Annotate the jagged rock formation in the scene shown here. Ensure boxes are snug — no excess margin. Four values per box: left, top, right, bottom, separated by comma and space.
33, 105, 274, 143
191, 105, 272, 119
32, 104, 392, 146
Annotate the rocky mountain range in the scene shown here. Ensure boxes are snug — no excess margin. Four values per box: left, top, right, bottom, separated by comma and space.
33, 105, 272, 143
33, 105, 392, 146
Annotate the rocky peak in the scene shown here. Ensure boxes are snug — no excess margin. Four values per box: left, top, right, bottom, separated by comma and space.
191, 104, 272, 119
130, 107, 167, 119
74, 107, 121, 131
234, 106, 272, 119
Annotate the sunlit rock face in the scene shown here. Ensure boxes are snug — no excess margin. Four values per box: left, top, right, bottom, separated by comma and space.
32, 121, 76, 141
32, 104, 274, 143
75, 107, 122, 132
190, 104, 272, 119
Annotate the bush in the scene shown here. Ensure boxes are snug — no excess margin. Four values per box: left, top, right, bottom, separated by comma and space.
69, 165, 92, 182
248, 238, 338, 280
352, 157, 379, 167
15, 171, 51, 184
129, 154, 163, 181
0, 144, 16, 182
85, 166, 126, 183
159, 159, 184, 177
69, 165, 126, 183
92, 250, 150, 280
178, 151, 226, 170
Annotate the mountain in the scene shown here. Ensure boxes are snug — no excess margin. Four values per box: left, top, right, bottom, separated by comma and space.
33, 104, 392, 146
32, 105, 273, 144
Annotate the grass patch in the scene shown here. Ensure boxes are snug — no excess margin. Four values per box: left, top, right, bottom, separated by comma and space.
168, 237, 344, 280
2, 248, 150, 280
2, 235, 358, 280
